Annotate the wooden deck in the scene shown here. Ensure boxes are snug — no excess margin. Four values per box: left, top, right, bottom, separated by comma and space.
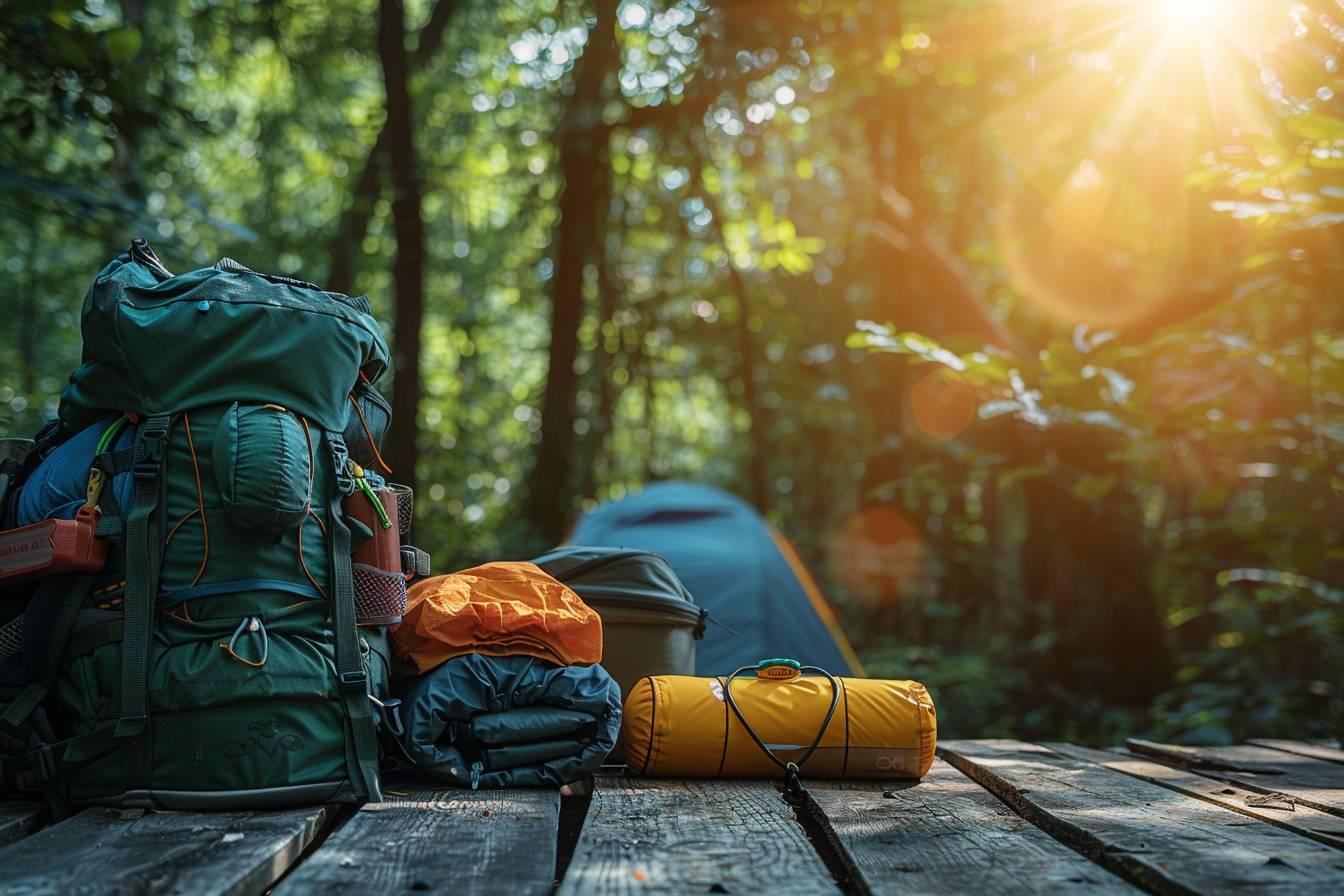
2, 739, 1342, 894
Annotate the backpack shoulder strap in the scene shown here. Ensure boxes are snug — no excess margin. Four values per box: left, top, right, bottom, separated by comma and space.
325, 432, 382, 802
114, 414, 171, 742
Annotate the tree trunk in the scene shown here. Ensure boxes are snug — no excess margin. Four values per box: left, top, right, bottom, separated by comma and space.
1019, 433, 1173, 705
578, 185, 623, 501
378, 0, 425, 517
525, 0, 619, 545
328, 0, 463, 294
326, 136, 386, 295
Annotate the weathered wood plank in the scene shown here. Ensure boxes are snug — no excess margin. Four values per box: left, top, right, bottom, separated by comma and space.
1250, 739, 1344, 766
941, 739, 1344, 896
0, 801, 44, 847
1128, 739, 1344, 817
0, 804, 328, 896
804, 760, 1138, 894
558, 777, 839, 895
274, 789, 559, 896
1048, 742, 1344, 851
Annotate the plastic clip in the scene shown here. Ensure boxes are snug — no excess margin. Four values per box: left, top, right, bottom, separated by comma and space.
782, 761, 808, 808
132, 426, 169, 480
339, 670, 369, 694
368, 694, 405, 738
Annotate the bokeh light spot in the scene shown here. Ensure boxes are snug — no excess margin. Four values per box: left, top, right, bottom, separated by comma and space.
909, 371, 978, 442
829, 508, 928, 608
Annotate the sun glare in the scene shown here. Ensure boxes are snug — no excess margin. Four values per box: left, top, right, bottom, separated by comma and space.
977, 0, 1277, 327
1150, 0, 1227, 29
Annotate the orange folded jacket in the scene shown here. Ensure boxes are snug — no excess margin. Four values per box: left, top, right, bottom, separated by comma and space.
391, 561, 603, 673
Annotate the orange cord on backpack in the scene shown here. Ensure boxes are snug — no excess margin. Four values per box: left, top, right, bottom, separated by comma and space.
296, 418, 328, 598
182, 413, 209, 587
347, 393, 392, 475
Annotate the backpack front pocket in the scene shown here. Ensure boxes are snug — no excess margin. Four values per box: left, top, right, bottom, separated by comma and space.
213, 403, 313, 533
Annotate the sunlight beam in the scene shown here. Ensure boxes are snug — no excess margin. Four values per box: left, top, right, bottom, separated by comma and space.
1153, 0, 1222, 27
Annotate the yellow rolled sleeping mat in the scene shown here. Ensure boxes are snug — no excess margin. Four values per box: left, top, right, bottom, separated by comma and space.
622, 661, 937, 779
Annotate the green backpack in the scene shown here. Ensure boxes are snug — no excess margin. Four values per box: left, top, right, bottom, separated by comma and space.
0, 239, 407, 810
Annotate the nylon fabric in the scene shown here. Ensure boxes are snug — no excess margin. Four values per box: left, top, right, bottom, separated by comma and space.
212, 403, 313, 532
46, 600, 390, 802
392, 563, 603, 673
397, 653, 621, 789
59, 252, 388, 436
622, 673, 936, 779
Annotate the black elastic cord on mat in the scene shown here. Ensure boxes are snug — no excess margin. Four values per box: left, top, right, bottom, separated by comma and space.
722, 664, 840, 806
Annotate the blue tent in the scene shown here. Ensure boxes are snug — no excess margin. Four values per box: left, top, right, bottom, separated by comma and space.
568, 481, 862, 676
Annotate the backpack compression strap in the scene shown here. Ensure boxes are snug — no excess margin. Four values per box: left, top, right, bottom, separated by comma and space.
327, 433, 382, 802
115, 416, 170, 736
113, 413, 171, 797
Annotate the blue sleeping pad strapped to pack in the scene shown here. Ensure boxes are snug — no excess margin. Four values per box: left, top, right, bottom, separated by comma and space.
15, 418, 135, 527
396, 654, 621, 788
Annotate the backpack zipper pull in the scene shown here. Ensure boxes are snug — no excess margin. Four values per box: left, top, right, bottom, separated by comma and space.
348, 461, 392, 530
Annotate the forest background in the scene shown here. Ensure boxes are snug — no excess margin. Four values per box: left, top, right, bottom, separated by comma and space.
2, 0, 1341, 744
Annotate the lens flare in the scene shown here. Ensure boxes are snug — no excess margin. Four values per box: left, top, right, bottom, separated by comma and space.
977, 0, 1276, 328
829, 507, 928, 608
909, 371, 978, 443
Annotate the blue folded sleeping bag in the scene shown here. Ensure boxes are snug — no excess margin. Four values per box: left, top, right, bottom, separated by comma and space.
397, 654, 621, 789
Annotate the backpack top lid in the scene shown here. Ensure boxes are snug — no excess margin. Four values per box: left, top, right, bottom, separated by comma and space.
58, 241, 390, 436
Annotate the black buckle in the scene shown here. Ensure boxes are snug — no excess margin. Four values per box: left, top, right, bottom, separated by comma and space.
30, 744, 56, 784
132, 427, 169, 480
339, 670, 368, 693
329, 437, 354, 495
693, 608, 709, 640
401, 546, 431, 578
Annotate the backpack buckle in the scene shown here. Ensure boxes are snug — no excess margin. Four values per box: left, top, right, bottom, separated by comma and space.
338, 670, 368, 694
21, 744, 57, 787
329, 437, 355, 495
132, 426, 169, 480
401, 545, 431, 578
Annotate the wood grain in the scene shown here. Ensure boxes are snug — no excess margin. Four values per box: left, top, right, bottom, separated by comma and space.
0, 804, 328, 896
0, 802, 44, 847
558, 776, 839, 895
941, 739, 1344, 896
1249, 739, 1344, 767
1048, 742, 1344, 850
1128, 739, 1344, 817
804, 760, 1138, 894
274, 789, 560, 896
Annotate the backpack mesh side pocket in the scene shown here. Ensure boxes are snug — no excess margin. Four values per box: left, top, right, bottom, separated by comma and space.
353, 563, 406, 626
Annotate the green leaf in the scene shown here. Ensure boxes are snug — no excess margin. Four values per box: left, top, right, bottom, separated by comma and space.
999, 464, 1049, 489
105, 27, 143, 64
1284, 112, 1344, 142
1071, 474, 1117, 502
1194, 486, 1228, 512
